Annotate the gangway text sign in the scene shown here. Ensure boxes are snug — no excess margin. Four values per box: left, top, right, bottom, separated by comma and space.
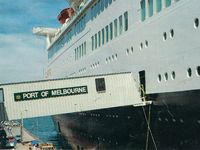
0, 73, 143, 120
14, 86, 88, 101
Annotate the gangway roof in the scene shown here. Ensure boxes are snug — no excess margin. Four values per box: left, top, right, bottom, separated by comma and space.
0, 72, 150, 121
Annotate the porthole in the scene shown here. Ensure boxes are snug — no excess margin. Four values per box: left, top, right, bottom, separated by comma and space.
170, 29, 174, 38
145, 40, 148, 48
126, 49, 129, 55
112, 55, 115, 60
163, 32, 167, 41
115, 54, 118, 60
105, 58, 108, 63
164, 72, 168, 81
158, 74, 161, 82
196, 66, 200, 76
187, 68, 192, 78
194, 18, 199, 28
140, 43, 143, 50
171, 71, 175, 80
131, 47, 134, 53
109, 56, 111, 62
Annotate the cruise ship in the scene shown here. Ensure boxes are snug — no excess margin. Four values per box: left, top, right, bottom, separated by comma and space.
33, 0, 200, 149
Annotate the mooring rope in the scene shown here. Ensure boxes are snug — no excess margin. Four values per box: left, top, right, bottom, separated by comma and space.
142, 105, 158, 150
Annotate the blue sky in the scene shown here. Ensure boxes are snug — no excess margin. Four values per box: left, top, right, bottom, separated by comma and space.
0, 0, 68, 83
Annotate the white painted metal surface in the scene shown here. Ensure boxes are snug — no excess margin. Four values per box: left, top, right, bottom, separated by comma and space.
0, 73, 144, 120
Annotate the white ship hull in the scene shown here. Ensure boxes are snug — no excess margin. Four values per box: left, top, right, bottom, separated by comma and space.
42, 0, 200, 149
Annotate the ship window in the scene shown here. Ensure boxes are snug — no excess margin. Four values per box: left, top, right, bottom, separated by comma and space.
92, 36, 94, 50
102, 28, 105, 45
171, 71, 175, 80
81, 44, 84, 57
95, 78, 106, 92
101, 0, 104, 12
165, 0, 171, 7
187, 68, 192, 78
170, 29, 174, 38
156, 0, 162, 13
95, 34, 98, 49
131, 46, 134, 53
119, 15, 123, 35
158, 74, 161, 82
79, 45, 82, 58
98, 31, 101, 47
97, 0, 101, 15
105, 0, 109, 8
196, 66, 200, 76
194, 18, 199, 28
140, 0, 146, 21
106, 25, 109, 43
74, 49, 76, 60
148, 0, 153, 17
140, 43, 143, 50
76, 48, 78, 60
84, 42, 86, 55
94, 3, 97, 18
124, 11, 128, 31
91, 6, 94, 20
164, 73, 168, 81
145, 40, 148, 48
110, 22, 113, 40
114, 19, 118, 37
163, 32, 167, 41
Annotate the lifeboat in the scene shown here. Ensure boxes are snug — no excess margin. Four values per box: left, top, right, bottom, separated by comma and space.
57, 8, 75, 24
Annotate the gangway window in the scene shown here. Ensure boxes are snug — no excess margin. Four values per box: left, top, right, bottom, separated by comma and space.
0, 89, 4, 103
95, 78, 106, 92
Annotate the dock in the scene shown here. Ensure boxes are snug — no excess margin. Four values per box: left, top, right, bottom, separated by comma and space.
2, 121, 55, 150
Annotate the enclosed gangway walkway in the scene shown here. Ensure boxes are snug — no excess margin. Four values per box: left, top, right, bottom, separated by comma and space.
0, 72, 151, 121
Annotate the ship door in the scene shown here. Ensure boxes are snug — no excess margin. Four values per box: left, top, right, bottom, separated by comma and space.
139, 70, 146, 99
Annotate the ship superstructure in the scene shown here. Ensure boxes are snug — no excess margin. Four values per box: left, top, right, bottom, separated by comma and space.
34, 0, 200, 149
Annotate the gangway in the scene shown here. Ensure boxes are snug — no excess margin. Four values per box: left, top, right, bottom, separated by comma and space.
0, 72, 151, 121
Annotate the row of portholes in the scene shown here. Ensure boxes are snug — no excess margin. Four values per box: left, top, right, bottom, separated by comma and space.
187, 66, 200, 78
78, 67, 86, 74
140, 40, 149, 50
105, 53, 118, 63
163, 29, 174, 41
158, 66, 200, 82
126, 40, 149, 56
90, 61, 100, 69
158, 71, 176, 82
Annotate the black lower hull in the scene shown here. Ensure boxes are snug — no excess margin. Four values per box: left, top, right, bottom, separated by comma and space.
53, 89, 200, 149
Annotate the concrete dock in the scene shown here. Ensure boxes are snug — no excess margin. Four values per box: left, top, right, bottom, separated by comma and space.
4, 124, 37, 149
2, 121, 52, 150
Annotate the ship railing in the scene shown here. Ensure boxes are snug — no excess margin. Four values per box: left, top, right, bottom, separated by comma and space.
50, 0, 92, 49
